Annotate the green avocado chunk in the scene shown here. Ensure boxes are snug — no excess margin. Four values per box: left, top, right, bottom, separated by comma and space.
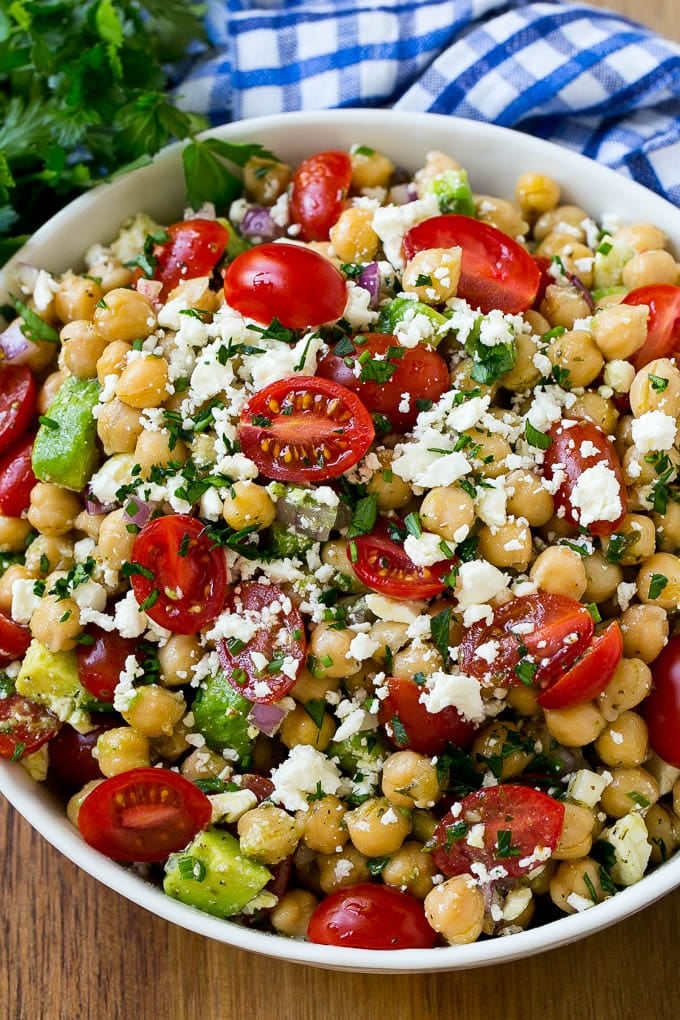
32, 375, 101, 491
163, 828, 272, 918
15, 639, 91, 726
191, 670, 254, 762
376, 297, 450, 343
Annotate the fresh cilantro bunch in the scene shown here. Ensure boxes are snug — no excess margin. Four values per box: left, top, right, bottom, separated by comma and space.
0, 0, 208, 263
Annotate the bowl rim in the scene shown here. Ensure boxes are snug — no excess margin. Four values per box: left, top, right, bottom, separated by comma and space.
2, 107, 680, 973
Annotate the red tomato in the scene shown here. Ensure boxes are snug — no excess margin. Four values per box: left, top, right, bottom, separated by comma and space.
459, 593, 594, 688
48, 717, 119, 788
0, 694, 59, 759
0, 364, 37, 448
432, 785, 565, 880
130, 515, 228, 635
644, 635, 680, 767
0, 434, 36, 516
349, 517, 456, 600
238, 376, 374, 483
532, 255, 554, 309
217, 581, 306, 703
316, 333, 451, 432
541, 419, 627, 536
224, 242, 347, 329
77, 626, 138, 703
152, 219, 229, 299
0, 610, 32, 667
624, 284, 680, 370
77, 767, 212, 862
378, 675, 476, 755
307, 883, 437, 949
289, 150, 352, 242
537, 621, 623, 709
402, 214, 540, 314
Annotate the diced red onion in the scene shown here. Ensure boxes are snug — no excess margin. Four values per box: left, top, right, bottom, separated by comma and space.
240, 207, 285, 242
246, 700, 290, 737
136, 278, 163, 305
0, 318, 34, 364
84, 485, 118, 516
357, 262, 381, 309
566, 272, 596, 313
122, 498, 159, 529
390, 182, 419, 205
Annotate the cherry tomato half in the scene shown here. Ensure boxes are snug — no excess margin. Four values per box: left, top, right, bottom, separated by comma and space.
48, 717, 119, 789
238, 376, 375, 483
77, 767, 211, 862
541, 419, 627, 536
537, 621, 623, 710
0, 693, 59, 759
307, 883, 437, 949
644, 635, 680, 767
459, 593, 594, 689
349, 517, 457, 600
432, 785, 565, 880
0, 610, 32, 668
224, 242, 347, 329
316, 333, 451, 432
378, 675, 477, 755
624, 284, 680, 371
402, 214, 540, 314
77, 626, 138, 703
217, 581, 306, 704
0, 364, 37, 449
130, 514, 228, 635
152, 219, 229, 299
0, 433, 36, 517
289, 150, 352, 242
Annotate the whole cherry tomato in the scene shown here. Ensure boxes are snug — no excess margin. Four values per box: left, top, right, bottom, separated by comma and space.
48, 717, 119, 788
541, 419, 627, 536
0, 433, 36, 516
152, 219, 229, 299
316, 333, 451, 432
130, 514, 228, 635
0, 694, 59, 760
0, 364, 37, 449
289, 150, 352, 242
307, 883, 437, 949
377, 675, 477, 755
431, 785, 565, 880
624, 284, 680, 370
536, 621, 623, 709
644, 635, 680, 767
77, 626, 138, 703
238, 376, 375, 483
224, 242, 347, 328
77, 767, 212, 862
402, 214, 540, 314
349, 517, 457, 600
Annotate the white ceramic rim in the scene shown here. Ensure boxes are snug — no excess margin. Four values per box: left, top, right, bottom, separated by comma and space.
2, 108, 680, 973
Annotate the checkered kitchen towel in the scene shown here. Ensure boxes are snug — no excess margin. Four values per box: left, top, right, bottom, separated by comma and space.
176, 0, 680, 205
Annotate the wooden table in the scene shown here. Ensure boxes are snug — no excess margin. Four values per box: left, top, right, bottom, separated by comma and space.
4, 2, 680, 1017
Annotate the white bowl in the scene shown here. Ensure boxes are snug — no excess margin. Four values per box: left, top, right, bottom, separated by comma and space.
2, 109, 680, 973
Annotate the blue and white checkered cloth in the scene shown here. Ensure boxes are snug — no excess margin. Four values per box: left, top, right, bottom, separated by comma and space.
176, 0, 680, 206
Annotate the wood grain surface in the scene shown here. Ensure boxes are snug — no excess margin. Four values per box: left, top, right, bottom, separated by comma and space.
3, 3, 680, 1019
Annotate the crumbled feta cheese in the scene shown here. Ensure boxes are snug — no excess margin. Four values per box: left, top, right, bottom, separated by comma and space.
403, 530, 446, 568
456, 560, 509, 610
631, 410, 677, 453
601, 813, 651, 886
569, 463, 623, 527
419, 670, 486, 723
371, 193, 439, 268
270, 745, 346, 812
567, 769, 609, 808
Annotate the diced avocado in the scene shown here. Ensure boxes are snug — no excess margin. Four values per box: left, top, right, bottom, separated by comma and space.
163, 828, 272, 918
592, 239, 634, 290
191, 670, 254, 762
267, 521, 315, 558
329, 729, 387, 775
425, 168, 476, 217
15, 639, 91, 727
32, 375, 101, 491
376, 297, 450, 345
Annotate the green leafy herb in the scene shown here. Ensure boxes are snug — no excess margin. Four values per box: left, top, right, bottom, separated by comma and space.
10, 742, 26, 762
430, 607, 451, 669
525, 420, 553, 450
442, 821, 468, 851
403, 511, 422, 539
359, 356, 397, 384
648, 573, 668, 600
303, 699, 326, 729
604, 530, 639, 564
346, 493, 378, 539
390, 715, 409, 746
514, 659, 538, 686
585, 602, 602, 624
367, 856, 390, 876
648, 373, 669, 392
176, 856, 206, 882
464, 323, 516, 384
628, 791, 650, 809
582, 872, 599, 904
10, 296, 59, 343
182, 137, 278, 211
495, 829, 521, 859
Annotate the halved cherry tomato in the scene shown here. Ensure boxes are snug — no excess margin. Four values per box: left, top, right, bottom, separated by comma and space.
432, 785, 565, 880
459, 593, 594, 688
0, 433, 36, 516
224, 242, 347, 329
316, 333, 450, 432
537, 621, 623, 709
238, 376, 374, 483
0, 610, 32, 667
402, 214, 540, 314
289, 150, 352, 242
349, 517, 456, 600
152, 219, 229, 300
541, 419, 627, 536
77, 626, 138, 703
378, 675, 476, 755
307, 883, 437, 949
77, 767, 211, 862
0, 364, 37, 448
0, 694, 59, 759
48, 717, 119, 788
644, 635, 680, 767
624, 284, 680, 370
217, 581, 306, 704
130, 514, 228, 635
532, 255, 554, 310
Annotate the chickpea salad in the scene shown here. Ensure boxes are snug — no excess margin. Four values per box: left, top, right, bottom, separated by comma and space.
2, 139, 680, 951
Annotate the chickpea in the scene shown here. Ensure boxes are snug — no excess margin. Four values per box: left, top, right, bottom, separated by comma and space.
121, 684, 185, 738
568, 392, 619, 435
505, 470, 554, 527
464, 428, 511, 478
402, 247, 462, 303
382, 842, 438, 899
629, 358, 680, 417
317, 846, 371, 894
506, 685, 542, 718
92, 287, 157, 343
54, 272, 103, 323
270, 889, 318, 939
547, 329, 604, 388
59, 320, 109, 379
279, 702, 336, 752
544, 701, 607, 747
583, 550, 623, 604
180, 746, 230, 782
591, 303, 648, 361
594, 711, 649, 768
391, 642, 444, 680
222, 481, 276, 531
600, 767, 659, 819
553, 802, 595, 860
419, 484, 475, 544
550, 858, 611, 913
66, 779, 104, 827
344, 797, 411, 857
73, 510, 105, 541
472, 721, 534, 780
381, 751, 444, 809
645, 804, 680, 865
530, 546, 587, 600
351, 146, 395, 190
0, 564, 33, 614
329, 207, 379, 263
424, 875, 485, 945
115, 354, 169, 409
158, 634, 202, 687
613, 222, 668, 253
637, 552, 680, 609
96, 398, 144, 454
96, 727, 151, 777
600, 515, 656, 566
24, 534, 74, 576
598, 657, 652, 721
366, 449, 412, 511
37, 369, 67, 414
414, 150, 461, 193
533, 205, 589, 244
474, 195, 527, 238
97, 509, 136, 570
243, 156, 291, 205
368, 620, 410, 664
500, 331, 541, 390
477, 518, 532, 571
96, 339, 132, 384
515, 173, 561, 217
619, 605, 668, 663
654, 501, 680, 553
540, 284, 593, 329
0, 516, 33, 553
290, 666, 341, 704
237, 805, 304, 865
309, 622, 361, 679
29, 588, 81, 651
134, 429, 186, 479
299, 794, 348, 854
319, 538, 363, 591
87, 255, 133, 293
27, 482, 81, 537
622, 249, 678, 290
